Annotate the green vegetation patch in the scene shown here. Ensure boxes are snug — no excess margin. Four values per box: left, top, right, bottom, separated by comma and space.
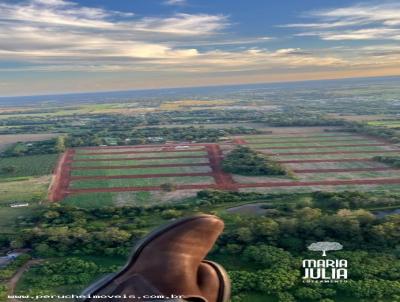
71, 166, 210, 177
373, 156, 400, 167
71, 157, 209, 167
74, 150, 207, 160
222, 146, 289, 176
0, 154, 58, 178
70, 176, 214, 189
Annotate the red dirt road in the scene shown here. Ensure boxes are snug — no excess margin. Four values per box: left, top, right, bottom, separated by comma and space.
233, 138, 248, 144
206, 144, 237, 189
48, 149, 74, 202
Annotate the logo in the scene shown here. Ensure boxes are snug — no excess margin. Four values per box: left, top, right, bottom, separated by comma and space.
302, 241, 348, 283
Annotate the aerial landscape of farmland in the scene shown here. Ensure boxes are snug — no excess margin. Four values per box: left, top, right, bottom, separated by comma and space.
1, 78, 400, 301
1, 0, 400, 301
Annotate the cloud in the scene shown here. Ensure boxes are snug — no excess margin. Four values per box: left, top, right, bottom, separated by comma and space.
1, 0, 399, 83
283, 2, 400, 40
164, 0, 187, 6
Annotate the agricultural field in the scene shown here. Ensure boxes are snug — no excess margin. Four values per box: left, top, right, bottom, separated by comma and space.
230, 129, 400, 193
0, 154, 58, 179
51, 128, 400, 206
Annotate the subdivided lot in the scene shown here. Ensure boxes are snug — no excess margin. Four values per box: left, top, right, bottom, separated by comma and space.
70, 176, 214, 189
74, 150, 207, 160
257, 145, 395, 153
296, 170, 400, 181
62, 190, 200, 208
246, 139, 381, 147
285, 160, 389, 170
239, 183, 400, 194
271, 151, 400, 160
71, 166, 211, 177
75, 146, 204, 153
243, 135, 368, 143
72, 157, 209, 167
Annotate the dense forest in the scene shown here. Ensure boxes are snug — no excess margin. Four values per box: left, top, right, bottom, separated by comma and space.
1, 190, 400, 301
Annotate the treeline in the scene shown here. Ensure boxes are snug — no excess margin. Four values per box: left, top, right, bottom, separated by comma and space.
197, 190, 400, 212
1, 127, 259, 157
222, 146, 290, 176
66, 126, 260, 147
373, 155, 400, 167
2, 190, 400, 301
344, 122, 400, 143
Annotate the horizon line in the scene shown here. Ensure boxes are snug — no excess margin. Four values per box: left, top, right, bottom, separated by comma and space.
1, 74, 400, 100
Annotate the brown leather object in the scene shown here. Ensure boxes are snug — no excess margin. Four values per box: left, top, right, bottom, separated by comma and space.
81, 215, 230, 302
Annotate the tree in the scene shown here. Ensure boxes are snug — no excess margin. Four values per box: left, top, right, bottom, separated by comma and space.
55, 135, 66, 152
307, 242, 343, 257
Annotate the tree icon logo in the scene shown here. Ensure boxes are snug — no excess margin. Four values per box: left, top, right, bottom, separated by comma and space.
307, 241, 343, 257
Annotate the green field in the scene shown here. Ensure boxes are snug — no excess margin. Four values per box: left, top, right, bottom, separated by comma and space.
368, 120, 400, 128
247, 139, 378, 147
74, 150, 207, 160
285, 160, 388, 169
0, 176, 49, 233
75, 147, 204, 154
0, 154, 58, 178
297, 170, 400, 181
71, 166, 211, 177
255, 145, 392, 152
270, 151, 400, 160
71, 157, 209, 167
70, 176, 214, 189
244, 136, 368, 143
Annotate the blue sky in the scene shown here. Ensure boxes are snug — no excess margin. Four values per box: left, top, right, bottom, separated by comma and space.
0, 0, 400, 96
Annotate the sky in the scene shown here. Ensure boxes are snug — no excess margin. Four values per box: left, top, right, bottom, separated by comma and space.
0, 0, 400, 96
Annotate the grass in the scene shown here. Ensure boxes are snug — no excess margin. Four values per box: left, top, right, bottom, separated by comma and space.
247, 139, 378, 147
76, 147, 204, 154
368, 120, 400, 128
255, 145, 391, 152
243, 135, 364, 142
297, 170, 400, 181
71, 157, 209, 167
285, 161, 388, 169
270, 151, 400, 160
63, 191, 155, 208
74, 150, 207, 160
0, 176, 49, 233
0, 154, 58, 179
70, 176, 214, 189
71, 166, 211, 177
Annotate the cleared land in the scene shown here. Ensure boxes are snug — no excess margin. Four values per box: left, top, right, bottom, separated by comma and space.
50, 129, 400, 202
0, 133, 59, 151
